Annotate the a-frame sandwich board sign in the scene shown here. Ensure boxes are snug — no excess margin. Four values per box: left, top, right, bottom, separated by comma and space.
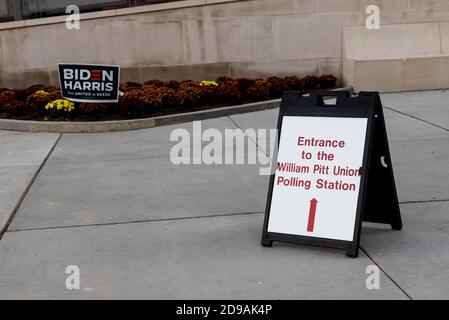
261, 90, 402, 258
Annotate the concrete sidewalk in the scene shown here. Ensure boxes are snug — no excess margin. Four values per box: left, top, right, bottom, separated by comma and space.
0, 90, 448, 299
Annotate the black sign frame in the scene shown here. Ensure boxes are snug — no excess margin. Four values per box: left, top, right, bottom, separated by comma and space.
58, 63, 120, 103
261, 90, 402, 258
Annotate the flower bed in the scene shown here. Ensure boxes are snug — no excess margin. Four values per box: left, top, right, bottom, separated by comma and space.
0, 74, 337, 122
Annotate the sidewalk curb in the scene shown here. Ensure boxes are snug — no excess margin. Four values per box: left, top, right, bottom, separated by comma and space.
0, 87, 352, 133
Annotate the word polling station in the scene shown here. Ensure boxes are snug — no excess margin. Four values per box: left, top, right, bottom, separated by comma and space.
276, 136, 362, 191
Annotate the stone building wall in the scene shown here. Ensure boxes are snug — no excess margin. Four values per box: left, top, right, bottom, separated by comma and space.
0, 0, 448, 88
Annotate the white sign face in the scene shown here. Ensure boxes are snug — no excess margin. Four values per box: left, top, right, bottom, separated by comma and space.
267, 116, 368, 241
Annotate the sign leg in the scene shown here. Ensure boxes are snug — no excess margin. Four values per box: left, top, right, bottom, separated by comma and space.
261, 239, 273, 247
391, 219, 403, 231
345, 246, 359, 258
362, 99, 403, 231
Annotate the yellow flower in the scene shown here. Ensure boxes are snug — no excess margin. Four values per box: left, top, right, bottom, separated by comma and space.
199, 80, 218, 87
45, 99, 75, 112
35, 90, 49, 95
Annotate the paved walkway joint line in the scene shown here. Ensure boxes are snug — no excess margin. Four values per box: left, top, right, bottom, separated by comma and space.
0, 134, 62, 241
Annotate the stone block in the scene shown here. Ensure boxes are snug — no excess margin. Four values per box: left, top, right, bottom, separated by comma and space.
404, 56, 449, 91
0, 70, 50, 88
0, 23, 97, 73
183, 16, 273, 64
141, 63, 229, 81
343, 23, 441, 60
229, 59, 317, 78
318, 58, 342, 78
275, 13, 362, 61
343, 23, 449, 92
119, 67, 141, 83
317, 0, 361, 12
352, 59, 404, 92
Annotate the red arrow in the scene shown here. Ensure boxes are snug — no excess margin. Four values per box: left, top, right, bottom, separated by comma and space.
307, 198, 318, 232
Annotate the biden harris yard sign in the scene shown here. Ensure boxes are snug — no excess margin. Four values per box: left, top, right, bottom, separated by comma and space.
59, 64, 120, 103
